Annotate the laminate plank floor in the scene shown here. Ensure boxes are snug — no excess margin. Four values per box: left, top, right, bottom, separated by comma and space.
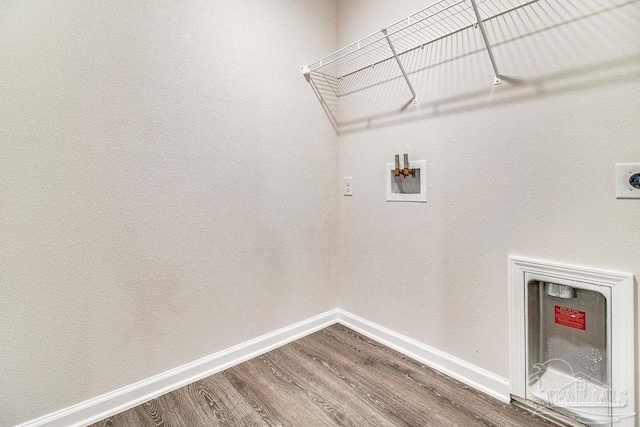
91, 324, 556, 427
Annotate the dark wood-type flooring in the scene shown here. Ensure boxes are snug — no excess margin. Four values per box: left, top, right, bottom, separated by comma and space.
91, 324, 555, 427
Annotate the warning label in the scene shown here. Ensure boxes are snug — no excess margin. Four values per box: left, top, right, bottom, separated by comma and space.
555, 306, 586, 330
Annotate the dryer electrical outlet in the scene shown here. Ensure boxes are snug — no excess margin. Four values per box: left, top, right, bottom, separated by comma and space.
615, 163, 640, 199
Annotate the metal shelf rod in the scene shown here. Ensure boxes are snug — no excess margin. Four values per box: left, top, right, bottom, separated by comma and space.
318, 2, 472, 79
308, 0, 467, 73
382, 28, 417, 103
308, 0, 456, 69
338, 23, 472, 81
469, 0, 502, 84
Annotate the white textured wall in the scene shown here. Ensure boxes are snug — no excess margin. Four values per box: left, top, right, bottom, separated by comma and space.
337, 0, 639, 386
0, 1, 338, 425
2, 0, 640, 424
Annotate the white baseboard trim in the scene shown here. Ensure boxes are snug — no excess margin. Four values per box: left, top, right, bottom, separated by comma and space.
16, 309, 340, 427
336, 309, 511, 403
17, 309, 511, 427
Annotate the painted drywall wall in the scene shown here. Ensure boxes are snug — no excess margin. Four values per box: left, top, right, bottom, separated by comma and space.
0, 1, 338, 425
2, 0, 639, 424
336, 0, 639, 393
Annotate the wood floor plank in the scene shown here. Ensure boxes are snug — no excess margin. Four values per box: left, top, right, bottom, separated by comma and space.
223, 364, 293, 427
322, 324, 553, 427
224, 356, 337, 426
182, 374, 268, 426
89, 325, 558, 427
311, 327, 495, 426
263, 344, 398, 427
249, 353, 354, 426
282, 337, 441, 426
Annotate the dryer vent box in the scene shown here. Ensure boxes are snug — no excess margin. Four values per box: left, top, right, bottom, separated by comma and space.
509, 257, 636, 427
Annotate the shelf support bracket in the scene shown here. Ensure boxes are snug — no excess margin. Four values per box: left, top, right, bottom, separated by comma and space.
381, 28, 417, 103
469, 0, 502, 85
301, 66, 311, 82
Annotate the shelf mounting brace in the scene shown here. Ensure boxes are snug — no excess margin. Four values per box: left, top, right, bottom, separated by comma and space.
469, 0, 502, 85
381, 28, 417, 103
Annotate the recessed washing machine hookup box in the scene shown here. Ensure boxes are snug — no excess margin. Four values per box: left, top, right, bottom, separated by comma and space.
386, 160, 426, 202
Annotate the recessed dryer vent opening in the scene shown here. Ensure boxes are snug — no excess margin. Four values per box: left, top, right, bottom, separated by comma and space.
508, 257, 636, 427
527, 279, 610, 424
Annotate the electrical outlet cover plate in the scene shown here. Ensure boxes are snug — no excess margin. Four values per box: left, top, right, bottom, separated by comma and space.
615, 163, 640, 199
344, 176, 353, 196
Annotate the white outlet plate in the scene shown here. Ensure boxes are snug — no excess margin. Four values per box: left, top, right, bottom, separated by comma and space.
343, 176, 353, 196
615, 163, 640, 199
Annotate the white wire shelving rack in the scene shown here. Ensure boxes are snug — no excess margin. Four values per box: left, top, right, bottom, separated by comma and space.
303, 0, 535, 120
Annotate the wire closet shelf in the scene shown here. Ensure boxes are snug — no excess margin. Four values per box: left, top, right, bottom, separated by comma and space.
302, 0, 531, 104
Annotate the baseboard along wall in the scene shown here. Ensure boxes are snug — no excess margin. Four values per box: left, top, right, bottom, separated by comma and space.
335, 310, 510, 403
16, 309, 510, 427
